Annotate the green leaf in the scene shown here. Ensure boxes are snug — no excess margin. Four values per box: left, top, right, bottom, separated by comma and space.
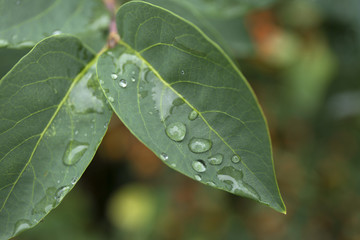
97, 1, 285, 213
0, 47, 30, 79
0, 35, 112, 239
0, 0, 109, 51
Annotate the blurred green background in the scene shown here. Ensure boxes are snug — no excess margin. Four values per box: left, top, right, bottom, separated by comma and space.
2, 0, 359, 239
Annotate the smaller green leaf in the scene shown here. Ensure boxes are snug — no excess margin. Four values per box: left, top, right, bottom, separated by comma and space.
0, 35, 112, 239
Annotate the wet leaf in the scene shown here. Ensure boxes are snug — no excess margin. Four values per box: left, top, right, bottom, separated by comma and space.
97, 1, 285, 213
0, 35, 112, 239
0, 0, 109, 51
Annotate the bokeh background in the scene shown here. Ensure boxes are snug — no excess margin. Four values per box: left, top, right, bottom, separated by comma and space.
2, 0, 359, 239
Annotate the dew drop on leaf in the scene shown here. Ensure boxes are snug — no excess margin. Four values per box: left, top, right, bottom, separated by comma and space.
52, 30, 62, 35
189, 138, 212, 153
207, 182, 216, 187
32, 187, 56, 214
160, 153, 168, 161
62, 141, 89, 166
111, 73, 118, 80
108, 96, 114, 103
188, 110, 198, 120
55, 186, 71, 203
195, 174, 202, 181
131, 77, 136, 82
208, 153, 223, 165
181, 70, 185, 75
13, 219, 31, 235
165, 122, 186, 142
192, 160, 206, 173
231, 154, 241, 163
119, 79, 127, 88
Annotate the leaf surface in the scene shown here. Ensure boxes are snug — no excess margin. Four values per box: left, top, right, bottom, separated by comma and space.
0, 35, 112, 239
0, 0, 109, 51
97, 1, 285, 213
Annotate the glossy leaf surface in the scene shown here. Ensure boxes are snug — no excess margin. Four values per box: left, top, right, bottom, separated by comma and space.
0, 0, 109, 51
97, 1, 285, 213
0, 35, 112, 239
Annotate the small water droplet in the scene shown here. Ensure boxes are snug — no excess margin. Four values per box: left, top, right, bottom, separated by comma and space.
171, 163, 176, 167
111, 73, 118, 80
188, 138, 212, 153
62, 141, 89, 166
131, 77, 136, 82
52, 30, 62, 35
0, 39, 9, 47
188, 110, 198, 120
181, 70, 185, 75
32, 187, 56, 214
118, 79, 127, 88
71, 177, 78, 185
192, 160, 206, 173
208, 153, 223, 165
166, 122, 186, 142
84, 133, 88, 137
74, 130, 79, 135
55, 186, 71, 203
160, 153, 168, 161
231, 154, 241, 163
108, 96, 114, 103
57, 180, 60, 184
195, 175, 202, 181
206, 181, 216, 187
99, 80, 104, 85
13, 219, 31, 235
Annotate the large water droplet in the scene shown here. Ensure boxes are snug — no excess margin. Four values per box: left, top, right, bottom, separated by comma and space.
166, 122, 186, 142
192, 160, 206, 173
188, 110, 198, 120
55, 186, 71, 203
195, 175, 202, 181
160, 153, 168, 161
111, 73, 118, 80
208, 153, 223, 165
119, 79, 127, 88
217, 166, 260, 200
231, 154, 241, 163
32, 187, 56, 214
13, 219, 31, 235
188, 138, 212, 153
63, 141, 89, 166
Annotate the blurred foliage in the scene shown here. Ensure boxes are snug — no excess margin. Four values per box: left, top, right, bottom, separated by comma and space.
5, 0, 360, 239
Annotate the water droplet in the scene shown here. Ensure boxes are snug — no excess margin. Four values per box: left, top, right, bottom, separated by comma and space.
62, 141, 89, 166
71, 177, 78, 185
181, 70, 185, 75
195, 175, 202, 181
231, 154, 241, 163
192, 160, 206, 173
188, 110, 198, 120
52, 30, 62, 35
217, 166, 260, 200
32, 187, 56, 214
111, 73, 118, 80
188, 138, 212, 153
99, 80, 104, 85
13, 219, 31, 235
166, 122, 186, 142
108, 96, 114, 103
119, 79, 127, 88
0, 39, 9, 47
207, 182, 216, 187
160, 153, 168, 161
131, 77, 136, 82
55, 186, 71, 203
208, 153, 223, 165
57, 180, 60, 184
171, 163, 176, 167
74, 130, 79, 135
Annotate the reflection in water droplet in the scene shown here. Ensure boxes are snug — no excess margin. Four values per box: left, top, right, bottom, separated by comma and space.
192, 160, 206, 173
52, 30, 62, 35
32, 187, 56, 214
131, 77, 136, 82
231, 155, 241, 163
166, 122, 186, 142
119, 79, 127, 88
217, 166, 260, 200
63, 141, 89, 166
111, 73, 118, 80
108, 96, 114, 103
160, 153, 168, 161
195, 175, 202, 181
189, 138, 212, 153
208, 153, 223, 165
13, 219, 31, 235
55, 186, 71, 203
188, 110, 198, 120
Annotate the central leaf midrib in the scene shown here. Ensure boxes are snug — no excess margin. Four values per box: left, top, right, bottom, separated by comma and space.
118, 40, 280, 208
0, 49, 100, 213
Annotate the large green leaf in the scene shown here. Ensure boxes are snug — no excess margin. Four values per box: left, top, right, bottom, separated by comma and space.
0, 0, 109, 51
97, 1, 285, 213
0, 35, 112, 239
